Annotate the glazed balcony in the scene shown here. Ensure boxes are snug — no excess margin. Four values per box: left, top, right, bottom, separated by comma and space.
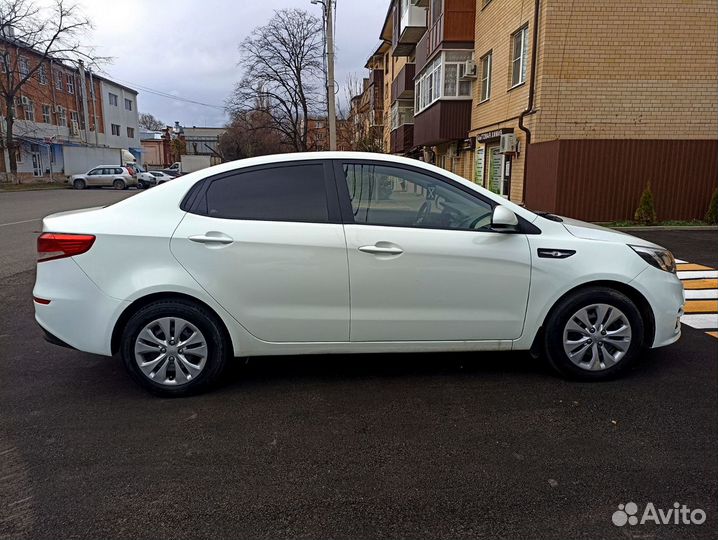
392, 2, 427, 56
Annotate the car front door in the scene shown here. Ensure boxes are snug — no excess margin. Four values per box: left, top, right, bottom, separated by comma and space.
85, 168, 102, 186
171, 161, 350, 343
334, 160, 532, 342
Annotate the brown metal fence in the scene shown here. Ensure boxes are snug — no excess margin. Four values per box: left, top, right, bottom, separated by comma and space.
525, 139, 718, 222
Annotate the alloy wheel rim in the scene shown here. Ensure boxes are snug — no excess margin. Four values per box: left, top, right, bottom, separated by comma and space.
134, 317, 208, 386
562, 303, 632, 371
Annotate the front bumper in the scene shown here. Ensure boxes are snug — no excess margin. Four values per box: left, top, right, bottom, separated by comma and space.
629, 266, 684, 348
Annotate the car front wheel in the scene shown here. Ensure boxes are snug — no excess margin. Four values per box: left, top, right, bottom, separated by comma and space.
120, 299, 230, 396
543, 287, 645, 380
73, 179, 85, 190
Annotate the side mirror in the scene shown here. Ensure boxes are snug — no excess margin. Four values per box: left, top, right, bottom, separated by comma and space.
491, 206, 519, 232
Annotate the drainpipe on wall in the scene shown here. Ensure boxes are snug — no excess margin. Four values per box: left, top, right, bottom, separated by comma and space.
518, 0, 541, 204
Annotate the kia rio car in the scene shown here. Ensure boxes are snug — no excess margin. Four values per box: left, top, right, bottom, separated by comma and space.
33, 152, 684, 396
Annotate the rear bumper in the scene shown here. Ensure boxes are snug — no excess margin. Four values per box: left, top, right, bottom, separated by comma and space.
33, 258, 128, 356
629, 266, 684, 348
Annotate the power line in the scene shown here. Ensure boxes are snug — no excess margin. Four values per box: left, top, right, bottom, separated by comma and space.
96, 72, 226, 110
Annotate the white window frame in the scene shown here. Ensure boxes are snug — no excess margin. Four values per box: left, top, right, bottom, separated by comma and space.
42, 104, 51, 124
109, 93, 118, 106
18, 57, 29, 77
390, 100, 414, 130
55, 70, 63, 91
124, 98, 133, 111
511, 25, 529, 88
66, 74, 75, 94
57, 106, 67, 126
38, 64, 48, 85
23, 98, 34, 122
414, 50, 473, 114
480, 51, 492, 102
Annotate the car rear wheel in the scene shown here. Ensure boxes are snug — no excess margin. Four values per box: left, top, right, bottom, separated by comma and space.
120, 299, 230, 396
113, 179, 125, 190
543, 287, 644, 380
73, 179, 85, 190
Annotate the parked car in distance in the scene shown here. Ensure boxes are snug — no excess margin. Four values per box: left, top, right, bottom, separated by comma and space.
70, 165, 138, 190
35, 152, 684, 396
137, 171, 175, 189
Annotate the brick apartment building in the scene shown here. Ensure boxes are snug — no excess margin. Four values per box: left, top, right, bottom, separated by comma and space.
0, 38, 140, 181
352, 0, 717, 220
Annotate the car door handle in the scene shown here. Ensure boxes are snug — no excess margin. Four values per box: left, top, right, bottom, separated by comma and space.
189, 233, 234, 245
358, 244, 403, 256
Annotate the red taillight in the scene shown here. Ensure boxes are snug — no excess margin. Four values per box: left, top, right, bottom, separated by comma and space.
37, 233, 95, 262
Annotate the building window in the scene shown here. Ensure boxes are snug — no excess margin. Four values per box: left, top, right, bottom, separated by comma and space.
22, 98, 34, 121
38, 64, 48, 85
42, 104, 51, 124
415, 50, 472, 113
511, 25, 529, 87
55, 70, 63, 91
66, 74, 74, 94
124, 98, 133, 111
390, 101, 414, 130
109, 93, 118, 106
127, 126, 135, 138
70, 111, 79, 125
111, 123, 121, 136
480, 51, 492, 102
18, 57, 29, 77
57, 106, 67, 126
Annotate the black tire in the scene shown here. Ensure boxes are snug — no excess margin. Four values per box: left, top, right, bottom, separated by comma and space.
120, 299, 230, 397
73, 178, 85, 190
137, 181, 146, 189
113, 179, 125, 190
543, 287, 645, 381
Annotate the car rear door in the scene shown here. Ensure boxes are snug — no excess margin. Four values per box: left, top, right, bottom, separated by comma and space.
333, 159, 532, 342
170, 160, 350, 343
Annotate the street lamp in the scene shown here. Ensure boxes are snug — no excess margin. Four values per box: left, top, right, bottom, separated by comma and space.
311, 0, 337, 151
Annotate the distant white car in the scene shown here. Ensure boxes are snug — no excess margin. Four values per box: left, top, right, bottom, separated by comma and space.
70, 165, 138, 190
137, 171, 174, 189
34, 152, 684, 396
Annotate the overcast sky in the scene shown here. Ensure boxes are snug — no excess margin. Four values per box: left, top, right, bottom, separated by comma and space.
80, 0, 388, 128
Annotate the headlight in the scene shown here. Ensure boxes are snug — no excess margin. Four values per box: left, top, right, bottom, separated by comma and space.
630, 245, 676, 273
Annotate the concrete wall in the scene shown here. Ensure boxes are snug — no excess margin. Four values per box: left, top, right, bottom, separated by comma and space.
99, 80, 141, 151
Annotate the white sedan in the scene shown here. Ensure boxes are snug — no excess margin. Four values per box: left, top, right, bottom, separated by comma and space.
33, 152, 684, 396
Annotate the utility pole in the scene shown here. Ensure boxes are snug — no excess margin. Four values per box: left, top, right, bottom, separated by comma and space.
313, 0, 337, 150
77, 60, 90, 145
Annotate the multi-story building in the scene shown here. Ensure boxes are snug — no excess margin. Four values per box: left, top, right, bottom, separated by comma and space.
471, 0, 717, 219
347, 49, 385, 152
364, 0, 717, 220
99, 78, 141, 160
0, 37, 140, 180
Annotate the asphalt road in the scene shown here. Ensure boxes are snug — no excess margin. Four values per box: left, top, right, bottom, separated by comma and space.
1, 189, 716, 540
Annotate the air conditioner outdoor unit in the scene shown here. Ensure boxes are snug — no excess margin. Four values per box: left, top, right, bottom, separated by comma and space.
499, 133, 517, 155
460, 60, 478, 80
70, 121, 80, 136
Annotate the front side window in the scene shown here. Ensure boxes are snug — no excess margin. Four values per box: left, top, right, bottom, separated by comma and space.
203, 164, 329, 223
480, 51, 492, 102
340, 163, 493, 231
511, 25, 529, 87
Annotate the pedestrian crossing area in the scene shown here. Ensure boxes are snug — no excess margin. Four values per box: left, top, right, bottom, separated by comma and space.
676, 259, 718, 339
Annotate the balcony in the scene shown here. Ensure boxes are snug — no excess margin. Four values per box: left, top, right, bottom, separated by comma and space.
413, 100, 471, 147
391, 63, 416, 102
392, 2, 427, 56
415, 0, 476, 72
390, 124, 414, 154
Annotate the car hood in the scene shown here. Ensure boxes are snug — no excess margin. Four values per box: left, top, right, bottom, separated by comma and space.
560, 217, 661, 248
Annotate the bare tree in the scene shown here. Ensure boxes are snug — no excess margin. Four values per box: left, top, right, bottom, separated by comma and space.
0, 0, 100, 178
218, 109, 286, 161
227, 9, 324, 152
138, 112, 164, 131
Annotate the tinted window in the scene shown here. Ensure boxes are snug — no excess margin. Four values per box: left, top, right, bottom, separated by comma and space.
204, 164, 328, 222
115, 168, 124, 174
88, 169, 101, 175
341, 163, 493, 230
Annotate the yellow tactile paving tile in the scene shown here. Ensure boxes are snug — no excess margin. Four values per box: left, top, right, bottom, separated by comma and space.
677, 263, 715, 271
682, 279, 718, 290
684, 300, 718, 314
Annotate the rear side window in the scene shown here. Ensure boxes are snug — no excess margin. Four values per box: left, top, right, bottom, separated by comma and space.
203, 164, 329, 223
115, 168, 124, 175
